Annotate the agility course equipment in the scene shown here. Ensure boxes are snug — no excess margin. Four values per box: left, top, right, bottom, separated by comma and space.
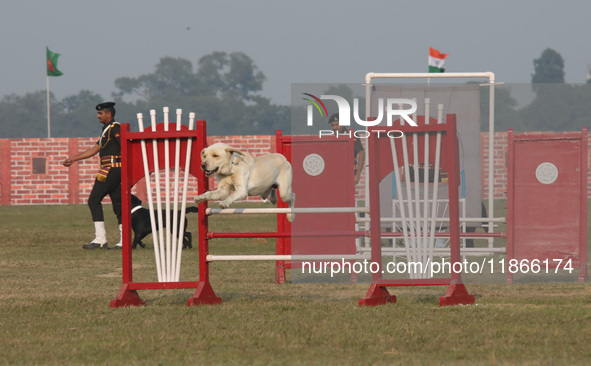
111, 108, 367, 307
358, 95, 505, 260
193, 134, 366, 301
358, 109, 475, 306
110, 104, 476, 307
111, 96, 587, 308
190, 106, 477, 306
363, 73, 499, 252
273, 133, 360, 284
506, 129, 588, 283
111, 108, 205, 307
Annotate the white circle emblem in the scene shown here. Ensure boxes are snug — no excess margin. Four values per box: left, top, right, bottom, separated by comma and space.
303, 154, 325, 176
535, 162, 559, 185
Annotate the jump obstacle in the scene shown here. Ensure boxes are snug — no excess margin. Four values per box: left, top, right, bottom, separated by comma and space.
111, 108, 205, 307
506, 129, 588, 283
111, 104, 477, 308
111, 97, 587, 307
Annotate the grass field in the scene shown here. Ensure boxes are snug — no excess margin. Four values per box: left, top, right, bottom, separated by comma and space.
1, 203, 591, 365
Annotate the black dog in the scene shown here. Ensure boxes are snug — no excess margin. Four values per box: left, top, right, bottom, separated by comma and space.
130, 194, 198, 249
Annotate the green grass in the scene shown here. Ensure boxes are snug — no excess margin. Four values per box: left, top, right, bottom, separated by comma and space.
1, 203, 590, 365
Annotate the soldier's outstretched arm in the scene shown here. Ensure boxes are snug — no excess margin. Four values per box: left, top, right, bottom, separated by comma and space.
62, 145, 100, 167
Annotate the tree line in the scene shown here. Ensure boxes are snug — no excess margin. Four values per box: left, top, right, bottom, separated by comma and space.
481, 48, 591, 132
0, 48, 589, 138
1, 52, 290, 138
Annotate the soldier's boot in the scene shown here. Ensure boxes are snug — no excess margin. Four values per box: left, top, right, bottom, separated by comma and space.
112, 224, 123, 249
82, 221, 109, 249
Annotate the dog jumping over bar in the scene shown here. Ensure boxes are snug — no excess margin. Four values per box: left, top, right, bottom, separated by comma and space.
193, 142, 296, 222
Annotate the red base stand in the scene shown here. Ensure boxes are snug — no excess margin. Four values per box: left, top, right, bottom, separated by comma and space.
110, 284, 146, 308
359, 284, 396, 307
439, 282, 475, 307
187, 281, 222, 306
275, 264, 286, 285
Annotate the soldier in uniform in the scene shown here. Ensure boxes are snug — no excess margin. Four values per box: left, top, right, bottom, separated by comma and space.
328, 113, 365, 185
62, 102, 123, 249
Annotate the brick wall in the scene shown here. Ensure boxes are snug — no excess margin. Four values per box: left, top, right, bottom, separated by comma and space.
1, 132, 589, 206
481, 132, 509, 199
0, 135, 274, 206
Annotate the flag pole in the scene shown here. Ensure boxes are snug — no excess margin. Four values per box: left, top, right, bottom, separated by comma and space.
46, 76, 51, 138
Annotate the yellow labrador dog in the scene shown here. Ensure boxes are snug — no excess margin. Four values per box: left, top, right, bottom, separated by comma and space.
194, 143, 296, 221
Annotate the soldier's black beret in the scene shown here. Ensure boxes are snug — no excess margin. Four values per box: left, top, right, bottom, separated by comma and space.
328, 113, 339, 123
96, 102, 116, 111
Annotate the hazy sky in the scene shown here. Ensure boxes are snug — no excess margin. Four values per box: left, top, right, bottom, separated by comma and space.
1, 0, 590, 106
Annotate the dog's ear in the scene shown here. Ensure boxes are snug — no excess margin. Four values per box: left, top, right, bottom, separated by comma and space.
225, 147, 245, 156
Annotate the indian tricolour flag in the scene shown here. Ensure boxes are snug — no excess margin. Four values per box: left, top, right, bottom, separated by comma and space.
428, 47, 448, 73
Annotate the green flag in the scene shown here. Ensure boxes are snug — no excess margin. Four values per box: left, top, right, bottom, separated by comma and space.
46, 47, 63, 77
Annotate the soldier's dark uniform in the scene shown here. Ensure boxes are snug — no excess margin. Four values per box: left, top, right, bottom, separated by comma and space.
82, 102, 122, 249
88, 115, 122, 225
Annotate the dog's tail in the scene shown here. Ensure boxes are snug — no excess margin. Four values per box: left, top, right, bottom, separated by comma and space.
185, 206, 199, 214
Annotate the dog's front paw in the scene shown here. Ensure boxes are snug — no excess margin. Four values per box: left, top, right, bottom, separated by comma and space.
219, 201, 232, 209
194, 196, 205, 204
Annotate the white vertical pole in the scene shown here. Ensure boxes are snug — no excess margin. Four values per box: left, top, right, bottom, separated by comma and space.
151, 110, 167, 281
364, 79, 372, 250
175, 112, 195, 281
410, 99, 423, 277
422, 98, 431, 277
138, 113, 163, 282
170, 109, 182, 280
46, 77, 51, 138
487, 76, 495, 249
399, 105, 418, 278
163, 107, 172, 281
427, 104, 444, 273
390, 137, 413, 270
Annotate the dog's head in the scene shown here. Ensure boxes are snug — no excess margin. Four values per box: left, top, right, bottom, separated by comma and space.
200, 142, 245, 177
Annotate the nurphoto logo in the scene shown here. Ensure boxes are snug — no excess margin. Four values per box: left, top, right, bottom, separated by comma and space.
303, 93, 417, 139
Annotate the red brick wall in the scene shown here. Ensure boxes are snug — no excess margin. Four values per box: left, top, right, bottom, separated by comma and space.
1, 132, 589, 206
481, 132, 509, 199
0, 135, 274, 206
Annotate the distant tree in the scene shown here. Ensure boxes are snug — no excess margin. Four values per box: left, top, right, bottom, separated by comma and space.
518, 48, 591, 131
60, 90, 103, 113
531, 48, 565, 86
113, 52, 287, 135
0, 51, 288, 137
198, 52, 266, 101
51, 90, 105, 137
0, 91, 53, 138
113, 57, 200, 101
477, 84, 522, 131
515, 48, 588, 131
519, 83, 591, 131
